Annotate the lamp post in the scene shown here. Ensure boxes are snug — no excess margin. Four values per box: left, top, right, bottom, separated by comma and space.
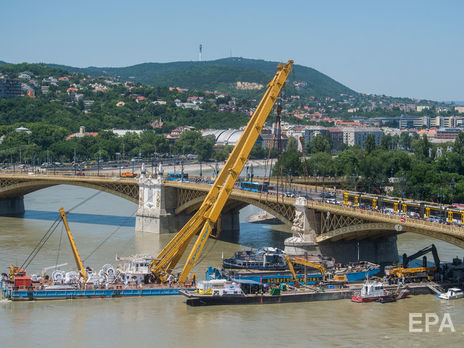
181, 160, 184, 182
74, 148, 77, 176
97, 150, 101, 176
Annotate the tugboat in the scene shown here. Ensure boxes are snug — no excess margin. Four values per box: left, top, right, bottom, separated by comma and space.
351, 279, 409, 303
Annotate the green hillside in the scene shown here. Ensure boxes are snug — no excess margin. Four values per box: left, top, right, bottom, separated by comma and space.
49, 58, 357, 98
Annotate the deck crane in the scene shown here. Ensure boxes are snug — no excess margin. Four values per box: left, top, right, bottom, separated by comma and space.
150, 60, 294, 284
284, 255, 327, 283
59, 207, 88, 282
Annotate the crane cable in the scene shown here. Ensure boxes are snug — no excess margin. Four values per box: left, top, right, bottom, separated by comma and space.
68, 191, 102, 213
83, 208, 137, 263
21, 216, 61, 270
20, 190, 102, 270
54, 223, 65, 270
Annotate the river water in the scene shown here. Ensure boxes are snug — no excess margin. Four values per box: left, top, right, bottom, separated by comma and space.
1, 185, 464, 347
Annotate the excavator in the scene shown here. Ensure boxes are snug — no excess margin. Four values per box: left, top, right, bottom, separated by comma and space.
284, 254, 327, 284
149, 60, 294, 284
387, 244, 440, 282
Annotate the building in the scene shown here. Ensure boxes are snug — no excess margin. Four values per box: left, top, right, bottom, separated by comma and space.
303, 127, 329, 145
435, 128, 462, 140
435, 116, 456, 128
111, 129, 144, 137
0, 78, 22, 98
167, 126, 195, 140
399, 114, 430, 129
327, 128, 344, 152
342, 127, 383, 148
66, 126, 98, 140
15, 126, 31, 134
202, 129, 263, 147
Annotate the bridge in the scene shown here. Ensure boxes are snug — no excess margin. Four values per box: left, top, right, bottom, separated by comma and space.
1, 173, 463, 264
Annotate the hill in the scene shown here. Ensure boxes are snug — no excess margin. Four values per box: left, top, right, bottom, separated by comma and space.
49, 57, 357, 98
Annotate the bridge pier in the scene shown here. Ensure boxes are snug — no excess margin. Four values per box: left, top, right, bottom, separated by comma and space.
284, 197, 321, 256
135, 174, 183, 234
318, 236, 399, 266
135, 174, 240, 235
0, 196, 25, 216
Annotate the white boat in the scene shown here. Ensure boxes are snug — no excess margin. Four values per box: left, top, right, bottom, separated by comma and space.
438, 288, 464, 300
194, 279, 245, 297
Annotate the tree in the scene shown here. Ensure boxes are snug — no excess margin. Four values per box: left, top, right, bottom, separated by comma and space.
399, 132, 411, 150
453, 131, 464, 155
307, 134, 331, 154
249, 143, 267, 159
272, 148, 303, 176
365, 134, 376, 154
286, 137, 299, 151
379, 134, 392, 151
412, 134, 431, 159
194, 134, 215, 161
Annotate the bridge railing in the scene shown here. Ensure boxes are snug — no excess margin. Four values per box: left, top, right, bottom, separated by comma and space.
309, 200, 464, 237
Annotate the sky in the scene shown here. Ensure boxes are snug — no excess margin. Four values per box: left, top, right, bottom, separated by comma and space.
2, 0, 463, 101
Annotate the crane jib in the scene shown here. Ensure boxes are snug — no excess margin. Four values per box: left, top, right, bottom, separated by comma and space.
152, 60, 294, 284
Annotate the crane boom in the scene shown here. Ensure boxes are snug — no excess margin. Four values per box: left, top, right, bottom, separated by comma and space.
59, 207, 88, 281
151, 61, 293, 283
402, 244, 439, 268
284, 255, 327, 283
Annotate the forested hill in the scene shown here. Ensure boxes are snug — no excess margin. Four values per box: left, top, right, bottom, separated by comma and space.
48, 57, 356, 98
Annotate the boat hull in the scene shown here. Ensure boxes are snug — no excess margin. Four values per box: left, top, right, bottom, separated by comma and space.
351, 294, 394, 303
182, 289, 353, 306
2, 282, 191, 301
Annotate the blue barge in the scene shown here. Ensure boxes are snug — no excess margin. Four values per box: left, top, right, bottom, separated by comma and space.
1, 281, 187, 301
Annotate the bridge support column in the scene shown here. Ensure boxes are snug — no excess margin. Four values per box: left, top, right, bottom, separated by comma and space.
0, 196, 24, 216
318, 236, 398, 266
135, 174, 181, 234
284, 197, 320, 256
219, 209, 240, 236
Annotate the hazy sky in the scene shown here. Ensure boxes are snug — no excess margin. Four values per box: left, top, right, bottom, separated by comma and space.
2, 0, 463, 101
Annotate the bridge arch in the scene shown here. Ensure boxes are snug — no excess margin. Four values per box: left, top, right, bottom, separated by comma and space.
0, 178, 138, 203
317, 223, 464, 249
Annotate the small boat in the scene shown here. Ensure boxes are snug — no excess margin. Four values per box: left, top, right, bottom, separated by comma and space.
437, 288, 464, 300
377, 296, 396, 303
351, 280, 409, 303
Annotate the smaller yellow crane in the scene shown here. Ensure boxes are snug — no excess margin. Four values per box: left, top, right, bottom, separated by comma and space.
284, 255, 327, 283
59, 207, 88, 281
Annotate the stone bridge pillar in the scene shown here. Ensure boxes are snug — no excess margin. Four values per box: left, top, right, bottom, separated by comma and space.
135, 173, 185, 234
284, 197, 320, 256
0, 197, 25, 216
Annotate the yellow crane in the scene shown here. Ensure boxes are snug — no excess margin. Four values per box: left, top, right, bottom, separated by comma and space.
59, 207, 88, 282
150, 60, 294, 284
284, 255, 327, 283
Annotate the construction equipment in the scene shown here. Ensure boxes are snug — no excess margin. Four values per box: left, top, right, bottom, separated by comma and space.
150, 60, 294, 284
402, 244, 440, 268
284, 255, 327, 283
59, 207, 88, 281
387, 244, 440, 282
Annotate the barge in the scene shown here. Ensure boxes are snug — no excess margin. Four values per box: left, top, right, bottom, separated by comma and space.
1, 207, 194, 301
180, 280, 434, 307
1, 283, 185, 301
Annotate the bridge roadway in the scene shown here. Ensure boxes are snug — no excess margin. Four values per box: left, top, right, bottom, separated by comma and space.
0, 173, 463, 249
